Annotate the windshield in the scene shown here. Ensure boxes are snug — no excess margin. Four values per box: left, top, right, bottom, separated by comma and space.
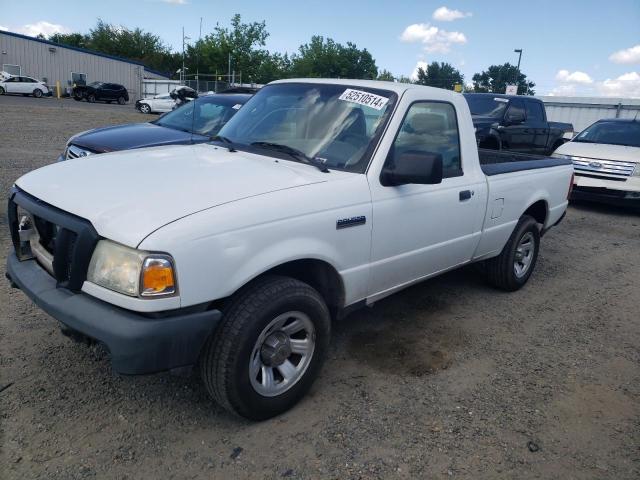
463, 95, 509, 117
573, 121, 640, 148
216, 82, 397, 173
155, 96, 246, 136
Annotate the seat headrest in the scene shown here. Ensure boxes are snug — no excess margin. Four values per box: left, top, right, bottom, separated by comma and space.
408, 113, 446, 134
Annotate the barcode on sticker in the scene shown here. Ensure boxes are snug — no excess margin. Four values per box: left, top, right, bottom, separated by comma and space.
339, 89, 389, 110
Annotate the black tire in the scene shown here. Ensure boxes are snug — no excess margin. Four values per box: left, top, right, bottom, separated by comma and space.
0, 86, 5, 95
117, 96, 126, 105
200, 275, 331, 420
106, 100, 112, 104
73, 95, 82, 101
33, 88, 43, 98
87, 94, 96, 103
139, 103, 151, 114
485, 215, 540, 291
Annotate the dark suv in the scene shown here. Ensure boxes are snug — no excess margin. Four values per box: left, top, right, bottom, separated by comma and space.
72, 82, 129, 104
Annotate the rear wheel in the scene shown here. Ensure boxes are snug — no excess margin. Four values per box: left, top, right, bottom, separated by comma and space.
33, 88, 43, 98
485, 215, 540, 291
87, 94, 96, 103
200, 276, 331, 420
117, 96, 126, 105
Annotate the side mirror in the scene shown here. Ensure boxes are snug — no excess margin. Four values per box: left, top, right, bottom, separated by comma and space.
381, 151, 443, 186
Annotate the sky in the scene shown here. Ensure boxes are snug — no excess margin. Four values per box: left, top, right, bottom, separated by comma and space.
1, 0, 639, 97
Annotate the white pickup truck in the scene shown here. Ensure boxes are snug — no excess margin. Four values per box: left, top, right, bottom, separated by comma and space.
7, 79, 573, 420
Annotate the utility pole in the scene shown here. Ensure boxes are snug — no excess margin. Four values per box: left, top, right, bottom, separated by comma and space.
196, 17, 202, 92
182, 27, 185, 85
228, 53, 232, 86
514, 49, 523, 90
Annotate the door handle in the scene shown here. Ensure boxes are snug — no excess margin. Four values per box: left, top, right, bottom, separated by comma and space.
459, 190, 473, 201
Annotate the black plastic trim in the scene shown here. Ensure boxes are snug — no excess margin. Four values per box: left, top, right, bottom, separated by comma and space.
6, 253, 222, 375
8, 186, 99, 291
481, 158, 572, 176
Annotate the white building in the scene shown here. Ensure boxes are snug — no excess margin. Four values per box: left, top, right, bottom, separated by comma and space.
0, 30, 169, 101
538, 96, 640, 132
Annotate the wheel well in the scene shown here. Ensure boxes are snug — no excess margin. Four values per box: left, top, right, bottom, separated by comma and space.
523, 200, 548, 225
266, 259, 345, 312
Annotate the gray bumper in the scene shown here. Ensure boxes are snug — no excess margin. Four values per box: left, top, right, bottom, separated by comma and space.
6, 253, 221, 374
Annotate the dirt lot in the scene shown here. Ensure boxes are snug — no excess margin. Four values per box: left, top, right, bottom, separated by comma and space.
1, 96, 639, 479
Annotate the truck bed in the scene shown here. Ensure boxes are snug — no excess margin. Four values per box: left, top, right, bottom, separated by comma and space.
478, 149, 572, 176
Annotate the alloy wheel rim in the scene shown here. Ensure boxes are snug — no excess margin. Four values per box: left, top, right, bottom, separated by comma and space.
249, 311, 316, 397
514, 232, 535, 278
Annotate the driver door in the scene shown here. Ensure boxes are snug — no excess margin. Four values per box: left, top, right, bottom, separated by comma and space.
367, 97, 485, 298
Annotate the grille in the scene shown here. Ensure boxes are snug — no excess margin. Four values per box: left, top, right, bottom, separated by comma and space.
572, 156, 636, 180
66, 144, 94, 160
8, 187, 98, 291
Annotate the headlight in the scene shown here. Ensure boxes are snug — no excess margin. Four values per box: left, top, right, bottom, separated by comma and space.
551, 153, 573, 160
87, 240, 176, 297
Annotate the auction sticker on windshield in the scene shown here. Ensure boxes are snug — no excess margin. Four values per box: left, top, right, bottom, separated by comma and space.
339, 89, 389, 110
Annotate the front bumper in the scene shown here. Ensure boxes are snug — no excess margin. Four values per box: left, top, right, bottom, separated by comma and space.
7, 252, 221, 374
571, 186, 640, 208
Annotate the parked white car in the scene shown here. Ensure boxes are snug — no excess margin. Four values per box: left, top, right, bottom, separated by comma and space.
7, 79, 573, 420
553, 118, 640, 207
135, 92, 176, 114
0, 74, 49, 98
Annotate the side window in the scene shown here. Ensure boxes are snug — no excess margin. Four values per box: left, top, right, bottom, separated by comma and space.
390, 101, 462, 178
525, 101, 544, 122
505, 99, 525, 122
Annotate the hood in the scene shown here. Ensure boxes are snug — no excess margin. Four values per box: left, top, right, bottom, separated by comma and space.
71, 123, 208, 153
556, 141, 640, 163
16, 144, 329, 247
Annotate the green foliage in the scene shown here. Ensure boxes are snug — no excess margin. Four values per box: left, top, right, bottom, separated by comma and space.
472, 63, 535, 95
290, 36, 378, 79
377, 69, 395, 81
414, 62, 464, 90
44, 15, 388, 83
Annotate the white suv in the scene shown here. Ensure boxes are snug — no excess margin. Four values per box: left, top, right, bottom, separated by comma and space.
0, 75, 50, 98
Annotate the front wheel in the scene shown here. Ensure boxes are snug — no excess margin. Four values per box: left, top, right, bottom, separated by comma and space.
139, 103, 151, 114
200, 276, 331, 420
33, 88, 43, 98
87, 94, 96, 103
0, 86, 5, 95
485, 215, 540, 291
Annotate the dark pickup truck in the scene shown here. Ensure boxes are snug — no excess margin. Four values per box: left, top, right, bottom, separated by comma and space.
464, 93, 573, 155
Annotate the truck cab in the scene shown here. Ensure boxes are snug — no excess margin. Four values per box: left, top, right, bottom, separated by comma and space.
464, 93, 572, 155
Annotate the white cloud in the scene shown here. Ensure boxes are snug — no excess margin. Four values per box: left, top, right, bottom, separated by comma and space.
609, 45, 640, 65
0, 25, 8, 31
400, 23, 467, 53
598, 71, 640, 97
18, 21, 69, 37
411, 61, 429, 81
548, 84, 578, 96
161, 0, 188, 4
432, 6, 472, 21
555, 69, 593, 84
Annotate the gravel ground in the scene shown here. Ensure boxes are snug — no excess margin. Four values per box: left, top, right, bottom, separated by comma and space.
1, 96, 639, 479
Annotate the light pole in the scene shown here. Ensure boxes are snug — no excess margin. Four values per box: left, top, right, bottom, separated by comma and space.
182, 27, 191, 85
514, 49, 523, 90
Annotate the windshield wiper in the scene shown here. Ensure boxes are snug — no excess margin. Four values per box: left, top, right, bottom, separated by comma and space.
211, 135, 237, 152
250, 142, 329, 173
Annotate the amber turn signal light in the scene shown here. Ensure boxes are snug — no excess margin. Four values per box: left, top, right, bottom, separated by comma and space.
141, 257, 176, 296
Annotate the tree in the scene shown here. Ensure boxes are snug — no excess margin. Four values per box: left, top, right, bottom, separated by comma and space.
291, 36, 378, 79
377, 69, 395, 81
189, 14, 270, 83
414, 62, 463, 90
472, 63, 535, 95
49, 32, 89, 48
